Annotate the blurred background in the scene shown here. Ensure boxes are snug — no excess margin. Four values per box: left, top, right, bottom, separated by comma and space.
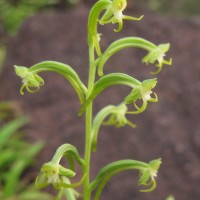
0, 0, 200, 199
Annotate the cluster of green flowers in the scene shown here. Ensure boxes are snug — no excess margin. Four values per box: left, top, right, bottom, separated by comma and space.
14, 0, 172, 199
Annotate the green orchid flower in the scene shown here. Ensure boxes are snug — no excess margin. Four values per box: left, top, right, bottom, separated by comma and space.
124, 79, 158, 114
35, 143, 86, 196
14, 66, 44, 95
99, 0, 144, 32
138, 158, 162, 192
142, 43, 172, 74
90, 158, 162, 199
35, 162, 76, 190
102, 103, 136, 128
91, 103, 136, 151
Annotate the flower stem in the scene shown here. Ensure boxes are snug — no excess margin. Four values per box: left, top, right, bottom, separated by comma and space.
83, 45, 96, 200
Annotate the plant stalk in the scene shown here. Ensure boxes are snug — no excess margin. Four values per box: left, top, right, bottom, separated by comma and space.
83, 45, 96, 200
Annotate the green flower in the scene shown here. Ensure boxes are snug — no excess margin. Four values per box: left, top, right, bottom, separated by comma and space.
124, 79, 158, 114
35, 162, 76, 190
99, 0, 143, 32
142, 43, 172, 74
103, 103, 136, 128
138, 158, 162, 192
91, 103, 136, 151
14, 66, 44, 95
140, 79, 158, 101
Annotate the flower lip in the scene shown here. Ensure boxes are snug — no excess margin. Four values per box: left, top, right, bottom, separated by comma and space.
157, 52, 166, 66
113, 9, 123, 21
142, 90, 152, 101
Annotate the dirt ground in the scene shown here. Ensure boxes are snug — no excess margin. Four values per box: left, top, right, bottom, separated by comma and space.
0, 3, 200, 200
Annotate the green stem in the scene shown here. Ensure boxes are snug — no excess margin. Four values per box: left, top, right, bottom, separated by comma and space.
83, 45, 96, 200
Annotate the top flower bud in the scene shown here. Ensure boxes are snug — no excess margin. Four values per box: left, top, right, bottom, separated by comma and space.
99, 0, 144, 32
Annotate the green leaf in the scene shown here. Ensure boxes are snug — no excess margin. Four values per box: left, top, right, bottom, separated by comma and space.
3, 159, 31, 196
24, 141, 44, 159
0, 149, 19, 168
79, 73, 141, 115
1, 141, 43, 196
0, 117, 28, 149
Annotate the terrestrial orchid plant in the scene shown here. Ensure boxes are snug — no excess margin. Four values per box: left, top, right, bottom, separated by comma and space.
14, 0, 172, 199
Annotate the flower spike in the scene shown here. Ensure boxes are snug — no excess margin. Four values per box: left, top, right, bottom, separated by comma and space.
99, 0, 144, 32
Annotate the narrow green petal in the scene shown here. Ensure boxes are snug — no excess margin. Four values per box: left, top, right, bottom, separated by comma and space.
123, 15, 144, 21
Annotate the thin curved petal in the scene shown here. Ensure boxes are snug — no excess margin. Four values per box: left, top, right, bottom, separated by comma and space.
127, 100, 147, 114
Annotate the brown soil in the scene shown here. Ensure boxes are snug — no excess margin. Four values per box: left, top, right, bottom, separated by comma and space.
0, 3, 200, 200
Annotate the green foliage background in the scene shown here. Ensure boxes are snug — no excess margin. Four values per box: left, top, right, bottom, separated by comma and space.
0, 102, 54, 200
